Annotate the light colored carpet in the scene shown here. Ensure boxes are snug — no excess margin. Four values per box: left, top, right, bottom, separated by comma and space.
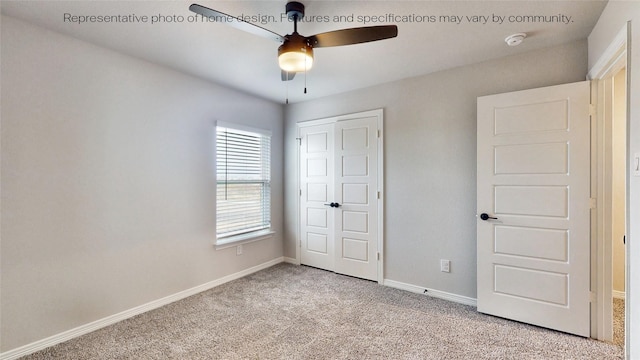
22, 263, 623, 359
613, 298, 625, 347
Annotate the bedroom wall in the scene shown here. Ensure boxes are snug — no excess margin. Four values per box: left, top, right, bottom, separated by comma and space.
284, 40, 588, 300
588, 2, 640, 357
0, 15, 284, 352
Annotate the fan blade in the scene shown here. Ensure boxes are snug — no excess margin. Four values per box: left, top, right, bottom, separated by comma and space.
309, 25, 397, 48
189, 4, 284, 43
281, 71, 296, 81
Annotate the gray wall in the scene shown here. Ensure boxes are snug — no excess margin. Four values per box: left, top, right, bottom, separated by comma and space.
284, 40, 588, 299
1, 16, 284, 351
588, 2, 640, 357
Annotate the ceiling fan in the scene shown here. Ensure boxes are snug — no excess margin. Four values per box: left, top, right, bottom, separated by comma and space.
189, 2, 398, 81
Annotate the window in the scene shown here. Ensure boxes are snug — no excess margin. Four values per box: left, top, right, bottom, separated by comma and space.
216, 123, 271, 244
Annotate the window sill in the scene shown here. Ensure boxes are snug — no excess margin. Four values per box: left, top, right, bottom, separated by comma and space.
214, 230, 275, 250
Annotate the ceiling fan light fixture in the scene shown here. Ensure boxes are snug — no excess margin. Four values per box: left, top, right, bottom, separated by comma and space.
278, 35, 313, 72
278, 50, 313, 72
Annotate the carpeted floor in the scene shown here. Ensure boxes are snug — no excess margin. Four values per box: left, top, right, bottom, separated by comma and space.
22, 263, 623, 359
613, 297, 625, 347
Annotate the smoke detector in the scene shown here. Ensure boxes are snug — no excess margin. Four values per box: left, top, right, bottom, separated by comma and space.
505, 33, 527, 46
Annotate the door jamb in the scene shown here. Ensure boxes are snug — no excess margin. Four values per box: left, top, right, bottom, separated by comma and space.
295, 109, 385, 283
587, 23, 629, 343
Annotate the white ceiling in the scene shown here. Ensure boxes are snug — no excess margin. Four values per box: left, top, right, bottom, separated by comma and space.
1, 0, 607, 104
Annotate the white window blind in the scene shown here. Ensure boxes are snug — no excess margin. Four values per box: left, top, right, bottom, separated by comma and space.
216, 124, 271, 239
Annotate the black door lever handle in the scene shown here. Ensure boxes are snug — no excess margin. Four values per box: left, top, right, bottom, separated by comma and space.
480, 213, 498, 220
323, 202, 341, 208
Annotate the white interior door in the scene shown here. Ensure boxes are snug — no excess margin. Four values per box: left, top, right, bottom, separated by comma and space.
300, 123, 335, 271
334, 117, 379, 281
299, 111, 382, 282
477, 81, 591, 336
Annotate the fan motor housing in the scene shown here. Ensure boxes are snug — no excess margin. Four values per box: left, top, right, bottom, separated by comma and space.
278, 32, 313, 58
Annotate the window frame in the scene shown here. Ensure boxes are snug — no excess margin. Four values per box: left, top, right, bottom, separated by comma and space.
214, 121, 274, 249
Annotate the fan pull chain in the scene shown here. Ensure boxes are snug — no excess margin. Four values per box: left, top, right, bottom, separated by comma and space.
285, 72, 289, 104
304, 56, 308, 94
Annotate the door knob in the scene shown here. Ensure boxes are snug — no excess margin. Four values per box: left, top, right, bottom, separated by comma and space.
323, 202, 341, 208
333, 202, 340, 208
480, 213, 498, 220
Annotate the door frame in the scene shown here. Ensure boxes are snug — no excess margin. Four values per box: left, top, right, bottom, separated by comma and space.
587, 23, 630, 344
295, 109, 385, 283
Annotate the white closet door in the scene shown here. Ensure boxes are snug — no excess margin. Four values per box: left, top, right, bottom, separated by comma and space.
299, 111, 382, 282
300, 123, 335, 271
334, 116, 379, 281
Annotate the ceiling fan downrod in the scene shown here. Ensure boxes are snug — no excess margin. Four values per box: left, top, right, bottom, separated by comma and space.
285, 1, 305, 34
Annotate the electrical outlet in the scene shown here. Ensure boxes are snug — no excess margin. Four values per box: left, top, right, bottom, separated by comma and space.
236, 245, 243, 256
440, 259, 450, 273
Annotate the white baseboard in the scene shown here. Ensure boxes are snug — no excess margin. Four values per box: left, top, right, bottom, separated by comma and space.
3, 259, 478, 359
613, 290, 626, 300
0, 257, 285, 360
384, 279, 478, 307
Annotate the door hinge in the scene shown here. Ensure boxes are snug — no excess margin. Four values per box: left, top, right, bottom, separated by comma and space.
589, 104, 596, 117
377, 130, 381, 138
300, 189, 302, 196
377, 252, 380, 261
296, 137, 302, 146
590, 291, 597, 303
377, 191, 380, 199
589, 197, 597, 209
